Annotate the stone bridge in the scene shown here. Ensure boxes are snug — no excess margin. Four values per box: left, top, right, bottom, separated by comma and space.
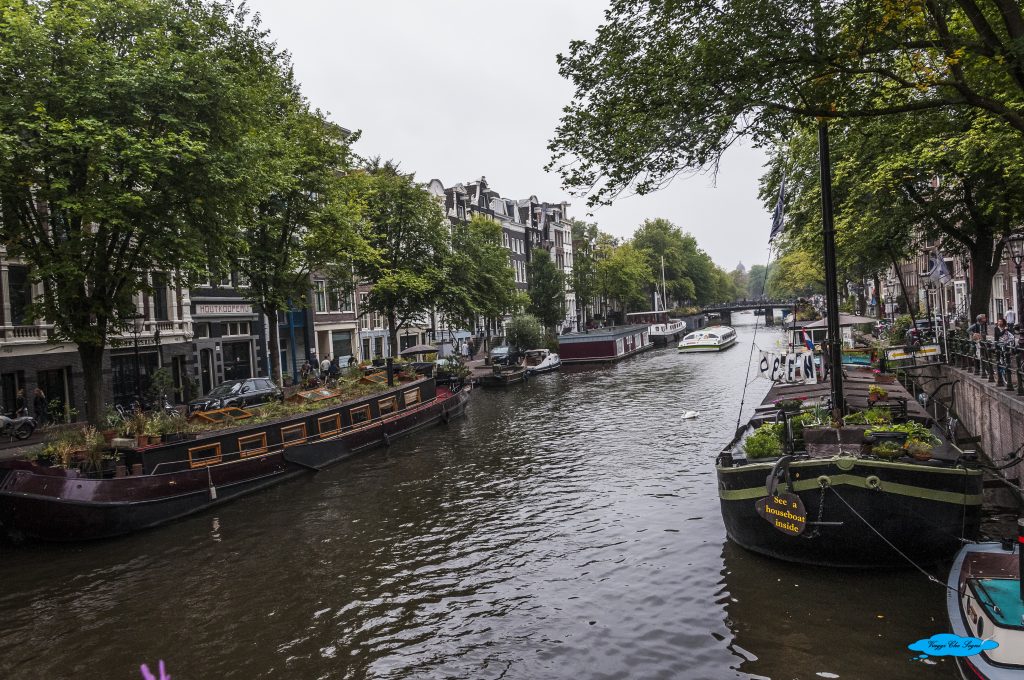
700, 299, 798, 326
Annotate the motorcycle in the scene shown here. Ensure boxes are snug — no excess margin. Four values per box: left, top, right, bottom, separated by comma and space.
0, 412, 37, 441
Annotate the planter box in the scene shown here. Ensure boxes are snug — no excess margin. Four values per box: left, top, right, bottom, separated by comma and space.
874, 374, 896, 384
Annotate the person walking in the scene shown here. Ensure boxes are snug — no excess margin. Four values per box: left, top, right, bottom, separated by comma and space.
1005, 307, 1017, 332
32, 388, 48, 426
320, 354, 332, 377
14, 388, 26, 416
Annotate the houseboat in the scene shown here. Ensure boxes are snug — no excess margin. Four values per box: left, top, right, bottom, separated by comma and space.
625, 311, 686, 347
677, 325, 738, 352
716, 367, 983, 567
557, 325, 652, 364
477, 362, 528, 387
0, 376, 470, 542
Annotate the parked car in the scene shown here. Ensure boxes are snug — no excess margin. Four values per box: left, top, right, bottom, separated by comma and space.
488, 345, 512, 366
188, 378, 282, 414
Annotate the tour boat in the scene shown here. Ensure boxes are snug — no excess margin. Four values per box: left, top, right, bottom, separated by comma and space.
677, 325, 738, 352
0, 377, 470, 542
625, 310, 687, 347
946, 529, 1023, 680
716, 368, 983, 567
524, 348, 561, 375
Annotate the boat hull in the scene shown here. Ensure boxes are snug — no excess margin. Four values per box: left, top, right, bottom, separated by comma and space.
0, 384, 470, 542
717, 457, 983, 567
477, 370, 527, 387
678, 338, 737, 352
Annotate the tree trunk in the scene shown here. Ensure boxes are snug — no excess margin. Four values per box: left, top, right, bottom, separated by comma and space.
891, 256, 918, 325
969, 238, 1000, 322
387, 308, 400, 358
78, 343, 106, 426
266, 309, 284, 388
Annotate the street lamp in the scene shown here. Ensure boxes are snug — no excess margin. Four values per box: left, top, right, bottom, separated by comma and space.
1006, 232, 1024, 328
129, 313, 145, 407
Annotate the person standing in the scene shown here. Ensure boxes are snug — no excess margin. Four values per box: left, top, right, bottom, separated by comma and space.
968, 313, 989, 339
320, 354, 332, 378
1005, 307, 1017, 331
32, 388, 47, 425
15, 388, 26, 416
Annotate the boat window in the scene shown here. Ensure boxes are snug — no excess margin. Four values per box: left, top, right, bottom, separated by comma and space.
378, 396, 398, 416
280, 423, 307, 447
318, 413, 341, 438
237, 432, 268, 457
707, 334, 719, 340
404, 388, 420, 407
350, 404, 371, 426
188, 442, 222, 468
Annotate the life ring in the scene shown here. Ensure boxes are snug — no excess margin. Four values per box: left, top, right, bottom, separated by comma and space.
865, 475, 881, 490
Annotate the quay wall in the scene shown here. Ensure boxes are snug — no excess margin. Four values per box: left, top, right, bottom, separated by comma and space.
909, 363, 1024, 502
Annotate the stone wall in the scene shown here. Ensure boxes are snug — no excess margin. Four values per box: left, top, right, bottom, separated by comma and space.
908, 363, 1024, 492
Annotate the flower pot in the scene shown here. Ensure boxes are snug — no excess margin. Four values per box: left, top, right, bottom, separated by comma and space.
101, 429, 117, 443
910, 451, 932, 462
148, 435, 162, 446
135, 435, 148, 449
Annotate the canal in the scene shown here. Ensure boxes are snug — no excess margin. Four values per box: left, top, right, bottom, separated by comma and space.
0, 318, 963, 679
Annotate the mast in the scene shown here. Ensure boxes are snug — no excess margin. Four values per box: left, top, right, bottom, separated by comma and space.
818, 120, 844, 416
661, 256, 667, 313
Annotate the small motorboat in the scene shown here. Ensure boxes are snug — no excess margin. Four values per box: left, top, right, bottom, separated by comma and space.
680, 411, 699, 420
677, 325, 738, 352
524, 348, 561, 375
945, 520, 1023, 679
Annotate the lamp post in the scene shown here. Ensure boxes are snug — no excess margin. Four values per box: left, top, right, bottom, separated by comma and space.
129, 313, 145, 407
1006, 232, 1024, 329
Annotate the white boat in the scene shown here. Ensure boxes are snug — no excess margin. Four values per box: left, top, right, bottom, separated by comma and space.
945, 534, 1023, 680
626, 311, 686, 347
524, 349, 561, 375
677, 326, 738, 352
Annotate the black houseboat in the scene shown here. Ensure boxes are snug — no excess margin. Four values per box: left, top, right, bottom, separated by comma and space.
0, 377, 470, 542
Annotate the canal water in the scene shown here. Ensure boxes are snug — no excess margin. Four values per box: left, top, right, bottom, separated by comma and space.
0, 317, 965, 679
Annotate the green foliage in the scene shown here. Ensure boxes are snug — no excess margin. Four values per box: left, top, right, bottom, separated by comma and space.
843, 407, 892, 427
597, 241, 652, 312
505, 314, 544, 352
548, 1, 1024, 207
570, 219, 600, 324
354, 160, 450, 357
872, 441, 904, 460
744, 423, 784, 459
867, 421, 939, 445
527, 248, 567, 332
887, 315, 913, 345
444, 215, 517, 330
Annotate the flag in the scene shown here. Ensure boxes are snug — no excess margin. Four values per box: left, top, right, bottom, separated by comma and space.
926, 252, 952, 285
802, 327, 814, 351
769, 175, 786, 241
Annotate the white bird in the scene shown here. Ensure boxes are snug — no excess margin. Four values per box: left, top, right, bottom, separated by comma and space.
680, 410, 699, 420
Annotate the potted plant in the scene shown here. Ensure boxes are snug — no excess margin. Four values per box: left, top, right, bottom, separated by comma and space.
773, 397, 805, 413
743, 423, 785, 459
124, 411, 149, 448
100, 406, 123, 443
871, 440, 904, 460
905, 438, 934, 461
872, 368, 896, 384
867, 384, 888, 404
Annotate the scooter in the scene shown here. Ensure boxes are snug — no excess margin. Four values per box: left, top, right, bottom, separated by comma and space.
0, 411, 37, 440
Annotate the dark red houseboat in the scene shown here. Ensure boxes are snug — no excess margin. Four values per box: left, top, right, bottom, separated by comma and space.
0, 377, 470, 542
557, 324, 652, 364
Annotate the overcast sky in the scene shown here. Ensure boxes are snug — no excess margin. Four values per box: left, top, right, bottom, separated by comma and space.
244, 0, 773, 271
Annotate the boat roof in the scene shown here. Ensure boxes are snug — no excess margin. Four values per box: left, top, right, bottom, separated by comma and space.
788, 313, 878, 329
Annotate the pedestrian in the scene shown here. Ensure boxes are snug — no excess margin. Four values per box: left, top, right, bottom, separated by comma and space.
320, 354, 331, 377
300, 360, 312, 384
461, 341, 470, 359
1005, 307, 1017, 331
32, 387, 47, 426
15, 388, 26, 416
328, 357, 340, 385
968, 313, 989, 340
995, 317, 1009, 342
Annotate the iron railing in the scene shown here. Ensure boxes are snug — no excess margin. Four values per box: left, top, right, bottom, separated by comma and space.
944, 332, 1024, 397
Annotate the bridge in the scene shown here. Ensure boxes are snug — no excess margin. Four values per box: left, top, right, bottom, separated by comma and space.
700, 299, 799, 326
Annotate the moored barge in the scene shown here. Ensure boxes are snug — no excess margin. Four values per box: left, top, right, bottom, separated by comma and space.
0, 377, 469, 542
557, 324, 652, 364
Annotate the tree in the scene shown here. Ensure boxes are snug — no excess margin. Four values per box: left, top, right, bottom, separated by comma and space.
548, 1, 1024, 205
239, 101, 367, 387
443, 215, 517, 339
597, 242, 652, 314
355, 160, 449, 359
527, 248, 566, 333
570, 218, 600, 328
747, 264, 770, 298
504, 314, 543, 352
767, 251, 825, 298
0, 0, 291, 422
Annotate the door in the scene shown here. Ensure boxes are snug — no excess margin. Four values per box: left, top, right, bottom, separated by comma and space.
36, 368, 69, 422
200, 348, 214, 395
223, 341, 253, 381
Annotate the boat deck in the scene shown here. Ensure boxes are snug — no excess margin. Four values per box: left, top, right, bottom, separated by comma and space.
757, 367, 931, 422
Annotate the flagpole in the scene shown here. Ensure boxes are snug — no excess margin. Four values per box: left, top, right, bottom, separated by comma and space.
818, 120, 844, 417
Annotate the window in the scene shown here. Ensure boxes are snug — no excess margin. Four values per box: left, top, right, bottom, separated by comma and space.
7, 265, 32, 325
318, 413, 341, 437
280, 423, 307, 447
378, 396, 398, 416
350, 404, 371, 427
238, 433, 268, 457
188, 443, 222, 468
151, 273, 169, 321
210, 272, 231, 288
314, 280, 327, 313
195, 322, 210, 339
342, 292, 353, 312
359, 293, 370, 329
224, 322, 250, 337
235, 268, 250, 288
503, 232, 509, 248
329, 289, 341, 312
404, 388, 420, 407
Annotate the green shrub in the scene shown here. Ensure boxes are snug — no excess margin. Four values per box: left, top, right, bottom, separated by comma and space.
744, 423, 785, 458
872, 441, 903, 459
886, 314, 913, 345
